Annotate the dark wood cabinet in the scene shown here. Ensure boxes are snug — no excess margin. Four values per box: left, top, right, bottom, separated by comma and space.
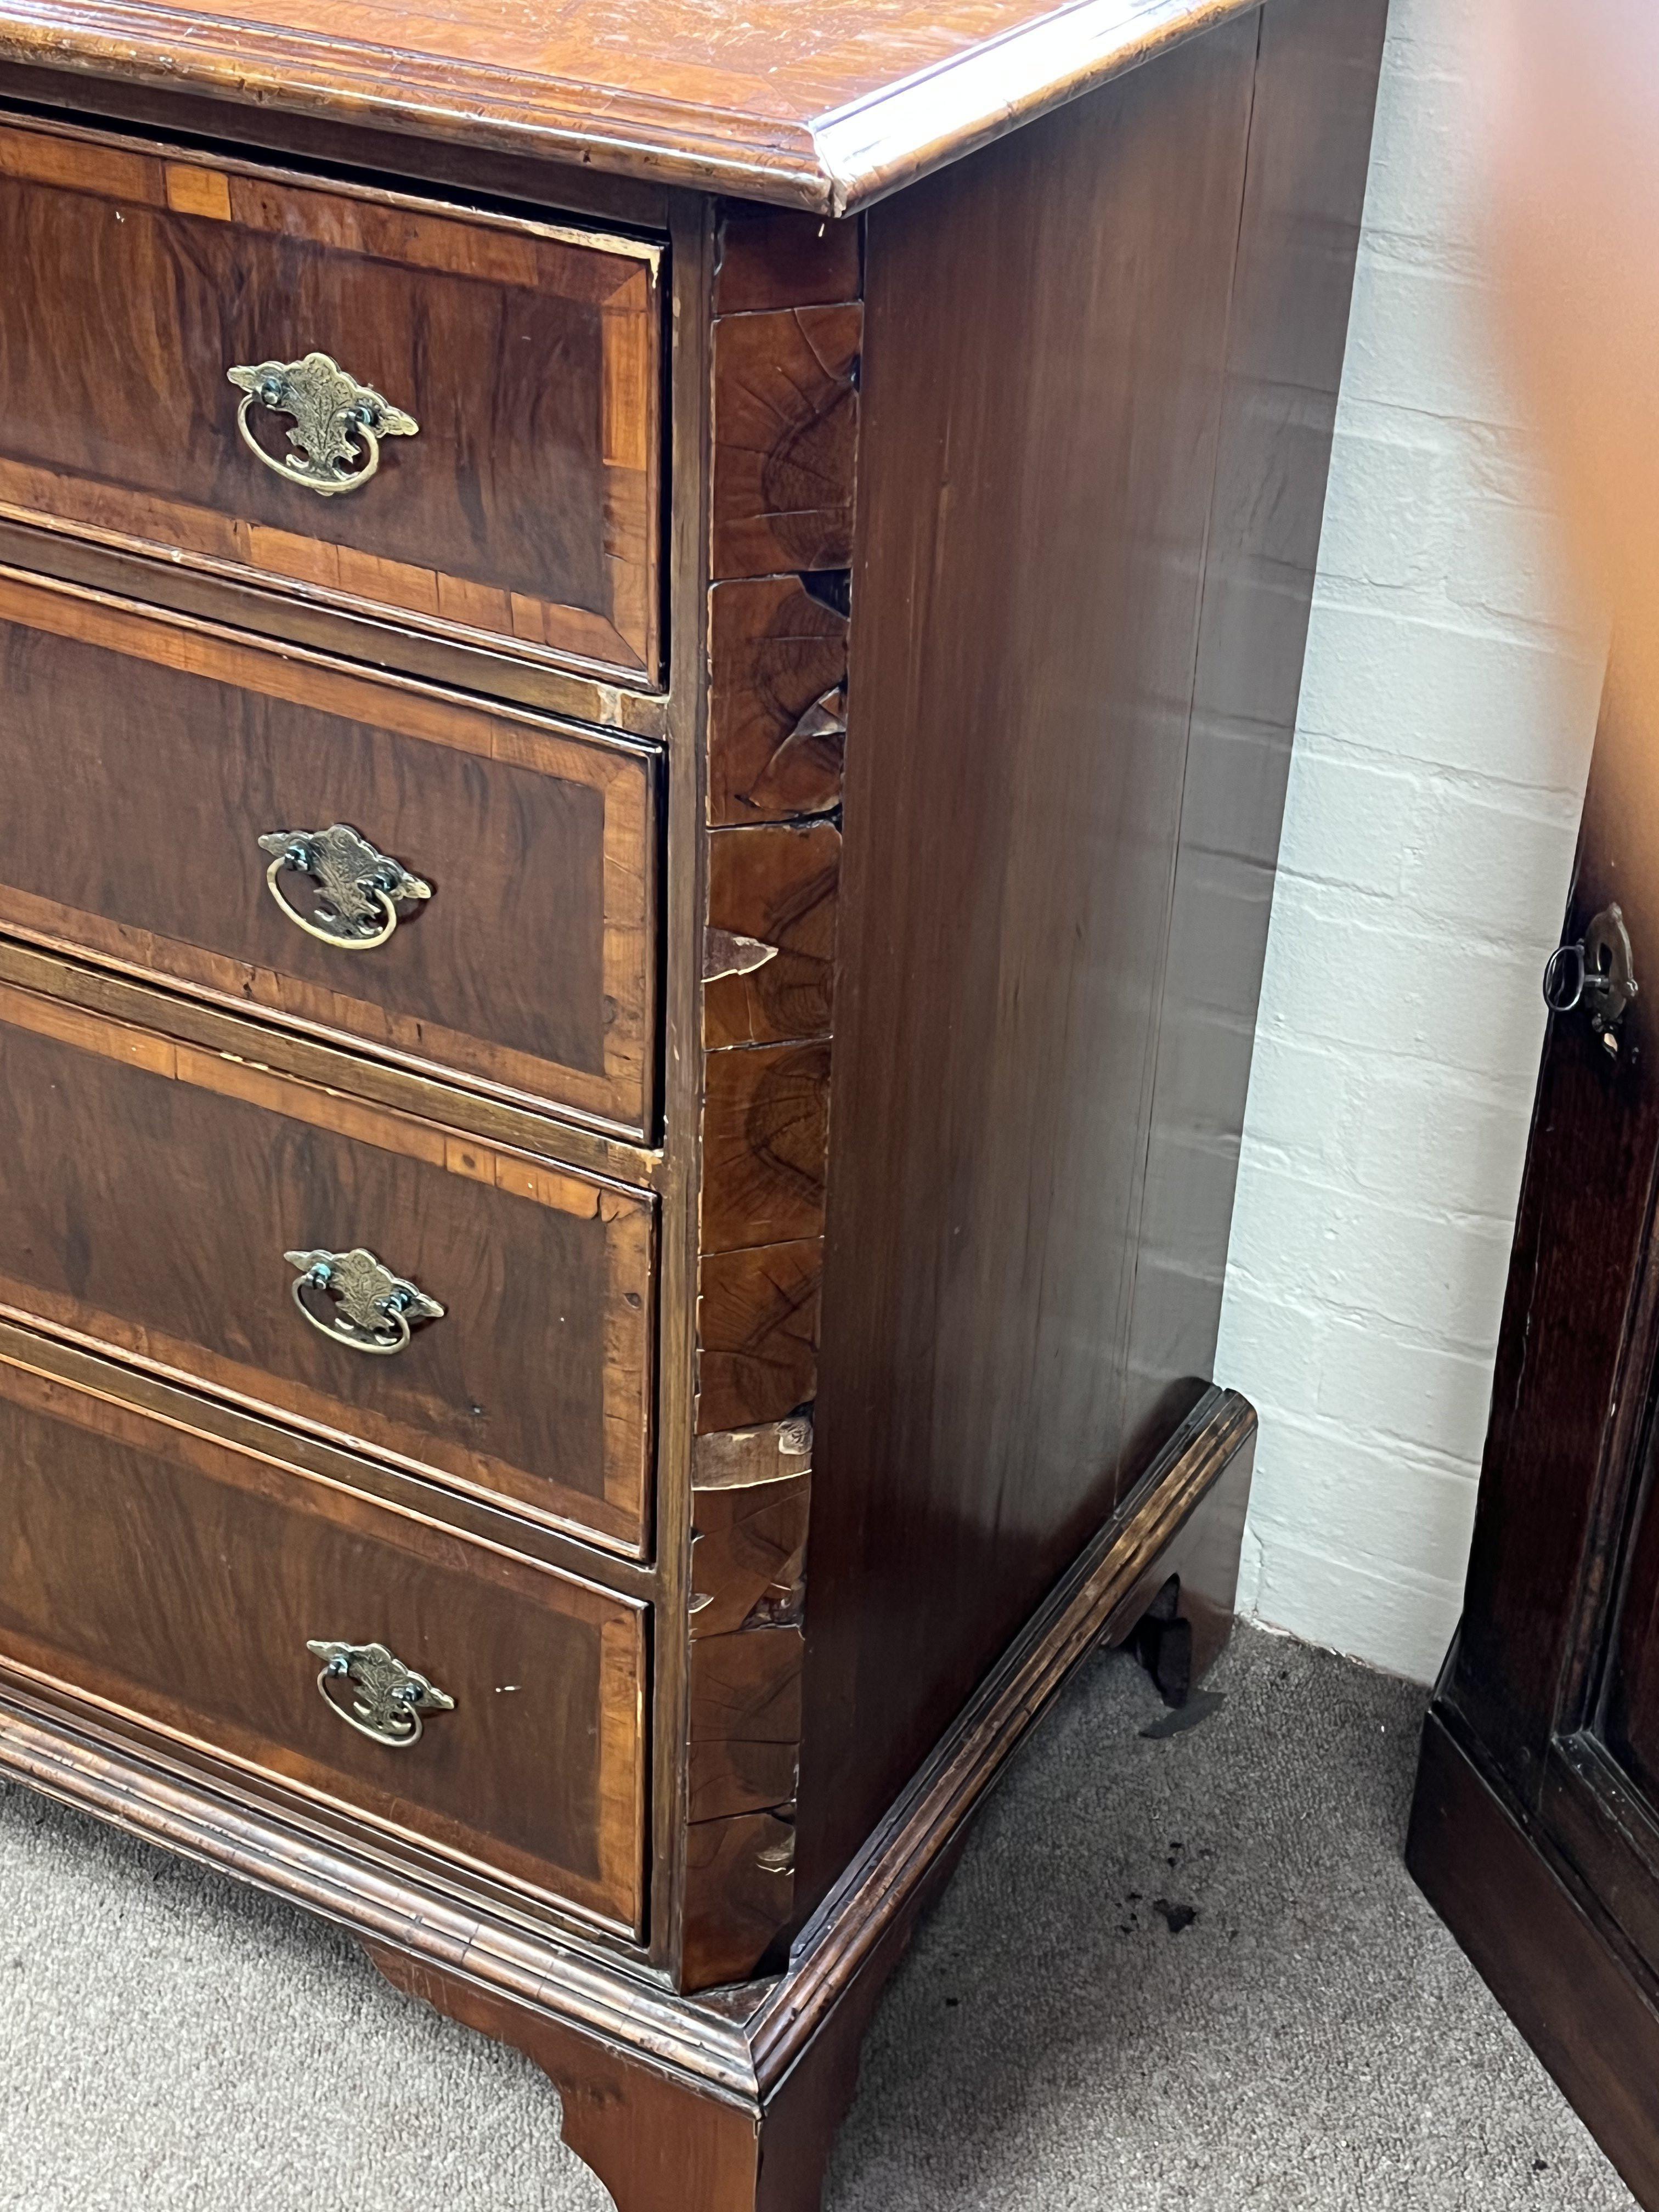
1410, 670, 1659, 2210
0, 2, 1385, 2204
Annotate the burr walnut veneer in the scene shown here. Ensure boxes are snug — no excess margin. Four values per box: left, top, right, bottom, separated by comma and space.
0, 2, 1384, 2203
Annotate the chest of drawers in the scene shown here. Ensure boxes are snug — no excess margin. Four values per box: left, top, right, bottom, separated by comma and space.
0, 3, 1384, 2203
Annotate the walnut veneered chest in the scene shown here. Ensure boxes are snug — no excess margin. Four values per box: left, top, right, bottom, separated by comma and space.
0, 3, 1385, 2203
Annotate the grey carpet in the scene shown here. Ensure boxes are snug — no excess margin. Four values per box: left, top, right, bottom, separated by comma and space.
0, 1626, 1636, 2210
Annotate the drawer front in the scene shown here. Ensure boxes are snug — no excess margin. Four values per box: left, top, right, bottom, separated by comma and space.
0, 117, 662, 683
0, 984, 654, 1556
0, 572, 657, 1136
0, 1346, 645, 1933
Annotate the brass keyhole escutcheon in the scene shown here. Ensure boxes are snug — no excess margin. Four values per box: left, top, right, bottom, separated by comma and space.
1543, 901, 1640, 1058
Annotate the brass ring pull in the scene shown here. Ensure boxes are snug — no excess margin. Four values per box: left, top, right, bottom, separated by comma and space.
285, 1246, 444, 1356
307, 1640, 454, 1750
257, 823, 431, 952
227, 351, 418, 496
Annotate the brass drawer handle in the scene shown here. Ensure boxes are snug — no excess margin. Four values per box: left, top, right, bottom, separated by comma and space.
257, 823, 431, 951
285, 1246, 444, 1356
307, 1639, 454, 1750
227, 350, 418, 496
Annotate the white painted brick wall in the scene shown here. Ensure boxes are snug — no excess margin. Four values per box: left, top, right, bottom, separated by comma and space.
1214, 0, 1609, 1684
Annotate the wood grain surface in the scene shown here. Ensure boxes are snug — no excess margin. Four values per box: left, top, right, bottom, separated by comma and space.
0, 10, 1380, 2169
1120, 0, 1386, 1457
0, 0, 1263, 214
1446, 673, 1659, 1799
0, 932, 665, 1200
0, 1347, 647, 1931
706, 822, 839, 1050
0, 114, 663, 681
0, 980, 656, 1555
1406, 664, 1659, 2207
708, 576, 848, 828
1410, 1714, 1659, 2212
1402, 641, 1659, 2202
684, 1432, 811, 1985
368, 1949, 787, 2212
679, 207, 859, 1986
711, 305, 861, 581
1602, 1411, 1659, 1816
0, 1360, 1252, 2212
695, 1241, 822, 1439
0, 60, 672, 225
714, 202, 861, 315
699, 1042, 832, 1260
0, 569, 659, 1134
798, 18, 1270, 1908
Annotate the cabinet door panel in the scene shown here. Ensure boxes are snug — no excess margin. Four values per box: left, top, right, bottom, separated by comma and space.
1449, 675, 1659, 1795
1599, 1411, 1659, 1803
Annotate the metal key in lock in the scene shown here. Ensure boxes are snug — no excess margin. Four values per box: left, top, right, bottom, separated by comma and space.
1543, 901, 1640, 1057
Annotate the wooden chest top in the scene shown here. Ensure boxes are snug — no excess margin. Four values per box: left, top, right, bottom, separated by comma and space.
0, 0, 1257, 210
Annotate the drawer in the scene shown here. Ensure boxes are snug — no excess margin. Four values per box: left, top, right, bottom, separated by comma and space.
0, 116, 662, 684
0, 983, 655, 1557
0, 1342, 645, 1934
0, 571, 657, 1137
